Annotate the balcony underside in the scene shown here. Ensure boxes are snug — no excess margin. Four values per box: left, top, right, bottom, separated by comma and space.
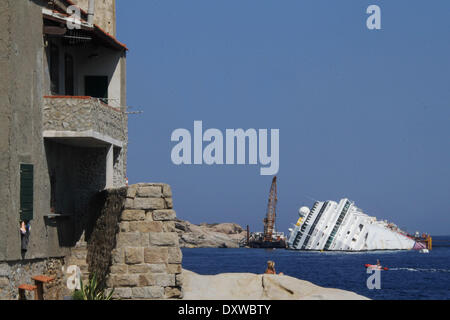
43, 130, 123, 148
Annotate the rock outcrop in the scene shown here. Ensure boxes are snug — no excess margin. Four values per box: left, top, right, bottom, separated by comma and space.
174, 220, 246, 248
182, 269, 369, 300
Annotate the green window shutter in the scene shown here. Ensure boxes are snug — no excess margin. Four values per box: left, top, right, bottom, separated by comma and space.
20, 164, 34, 221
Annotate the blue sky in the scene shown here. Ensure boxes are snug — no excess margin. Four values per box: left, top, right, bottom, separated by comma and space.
116, 1, 450, 235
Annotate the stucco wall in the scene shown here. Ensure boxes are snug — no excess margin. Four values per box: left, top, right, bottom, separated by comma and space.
0, 0, 68, 262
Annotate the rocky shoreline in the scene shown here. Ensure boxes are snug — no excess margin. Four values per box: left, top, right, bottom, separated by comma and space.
182, 269, 369, 300
174, 219, 246, 248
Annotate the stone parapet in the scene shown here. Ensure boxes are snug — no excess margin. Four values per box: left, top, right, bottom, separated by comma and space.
43, 96, 127, 144
107, 183, 182, 299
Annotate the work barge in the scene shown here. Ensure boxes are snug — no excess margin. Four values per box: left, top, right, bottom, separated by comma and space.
247, 176, 287, 249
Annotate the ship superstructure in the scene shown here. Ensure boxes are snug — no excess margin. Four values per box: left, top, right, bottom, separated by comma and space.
287, 199, 415, 251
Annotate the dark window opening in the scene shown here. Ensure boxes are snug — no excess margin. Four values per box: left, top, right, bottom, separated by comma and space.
85, 76, 108, 103
20, 164, 34, 222
50, 43, 59, 94
65, 54, 74, 95
19, 164, 33, 256
50, 173, 56, 213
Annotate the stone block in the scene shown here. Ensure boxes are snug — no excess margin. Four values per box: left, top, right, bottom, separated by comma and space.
124, 198, 135, 209
116, 232, 141, 248
112, 248, 124, 264
147, 264, 167, 273
168, 247, 183, 264
162, 221, 177, 232
167, 264, 182, 274
162, 184, 172, 198
111, 274, 139, 287
119, 222, 129, 232
145, 211, 154, 221
134, 198, 166, 210
165, 198, 173, 209
138, 274, 156, 286
154, 274, 175, 287
137, 186, 162, 198
111, 287, 132, 299
126, 186, 137, 198
176, 273, 183, 286
144, 247, 168, 264
140, 233, 150, 247
165, 287, 182, 299
110, 264, 128, 274
121, 210, 145, 221
131, 286, 164, 299
129, 221, 163, 233
128, 264, 152, 274
125, 247, 144, 264
148, 233, 179, 247
152, 210, 176, 221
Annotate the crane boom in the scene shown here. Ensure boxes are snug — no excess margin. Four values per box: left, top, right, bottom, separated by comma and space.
263, 176, 277, 242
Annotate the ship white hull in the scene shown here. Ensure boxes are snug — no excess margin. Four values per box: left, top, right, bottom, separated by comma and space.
288, 199, 416, 251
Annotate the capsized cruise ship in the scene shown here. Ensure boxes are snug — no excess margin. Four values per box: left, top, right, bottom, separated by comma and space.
287, 198, 416, 251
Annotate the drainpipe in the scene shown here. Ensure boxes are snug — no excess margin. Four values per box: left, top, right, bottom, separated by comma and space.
87, 0, 95, 26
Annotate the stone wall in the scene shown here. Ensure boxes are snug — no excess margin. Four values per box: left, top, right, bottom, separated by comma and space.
86, 188, 125, 287
106, 183, 183, 299
0, 258, 65, 300
64, 183, 183, 300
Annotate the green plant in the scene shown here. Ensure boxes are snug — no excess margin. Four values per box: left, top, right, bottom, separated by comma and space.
72, 289, 85, 300
76, 273, 115, 300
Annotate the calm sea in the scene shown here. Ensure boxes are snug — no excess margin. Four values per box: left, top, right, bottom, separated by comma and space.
181, 236, 450, 300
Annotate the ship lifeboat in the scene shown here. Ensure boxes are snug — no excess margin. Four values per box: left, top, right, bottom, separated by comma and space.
365, 264, 389, 271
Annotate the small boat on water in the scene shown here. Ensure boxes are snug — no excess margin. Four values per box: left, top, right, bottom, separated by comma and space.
365, 264, 389, 271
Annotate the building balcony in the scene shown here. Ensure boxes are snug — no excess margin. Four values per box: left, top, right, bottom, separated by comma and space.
43, 95, 127, 148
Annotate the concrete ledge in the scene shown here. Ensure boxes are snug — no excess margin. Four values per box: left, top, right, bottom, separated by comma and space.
43, 130, 123, 148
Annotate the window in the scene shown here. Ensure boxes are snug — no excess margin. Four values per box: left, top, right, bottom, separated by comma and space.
50, 43, 59, 94
20, 164, 34, 221
65, 54, 74, 95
